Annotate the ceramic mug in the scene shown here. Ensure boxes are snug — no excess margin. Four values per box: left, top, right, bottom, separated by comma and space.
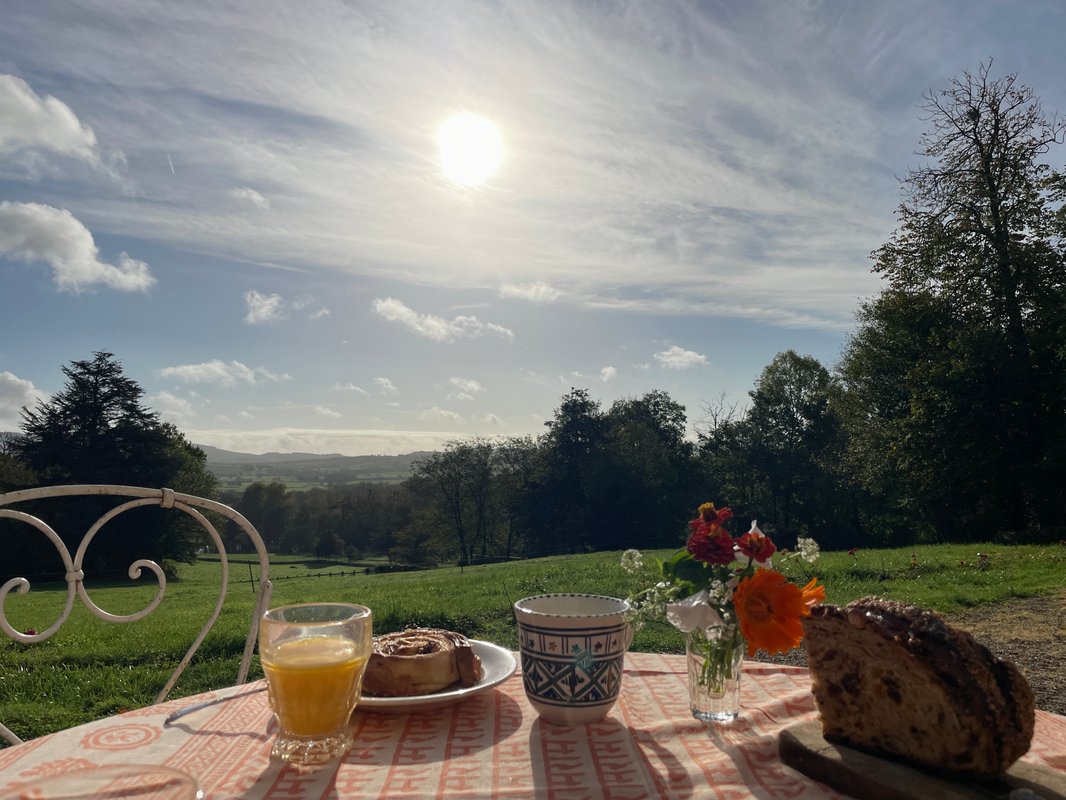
514, 593, 633, 725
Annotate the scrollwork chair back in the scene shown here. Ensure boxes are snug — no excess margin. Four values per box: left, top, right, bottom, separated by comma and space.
0, 485, 273, 745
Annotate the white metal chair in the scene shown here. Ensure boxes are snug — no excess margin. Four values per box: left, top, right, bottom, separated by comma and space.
0, 485, 273, 744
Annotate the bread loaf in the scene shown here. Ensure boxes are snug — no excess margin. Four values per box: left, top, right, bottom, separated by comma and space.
362, 628, 483, 697
802, 597, 1034, 776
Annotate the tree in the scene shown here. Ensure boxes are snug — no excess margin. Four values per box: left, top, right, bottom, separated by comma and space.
236, 481, 291, 551
840, 63, 1066, 537
699, 352, 849, 547
11, 352, 219, 568
535, 389, 608, 554
0, 433, 35, 492
602, 391, 701, 548
411, 439, 495, 566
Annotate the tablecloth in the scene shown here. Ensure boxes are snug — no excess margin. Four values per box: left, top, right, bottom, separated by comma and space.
2, 653, 1064, 799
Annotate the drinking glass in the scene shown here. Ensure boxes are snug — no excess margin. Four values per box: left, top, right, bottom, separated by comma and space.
259, 602, 372, 765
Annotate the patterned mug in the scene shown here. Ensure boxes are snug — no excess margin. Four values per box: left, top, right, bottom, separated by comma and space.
514, 594, 633, 725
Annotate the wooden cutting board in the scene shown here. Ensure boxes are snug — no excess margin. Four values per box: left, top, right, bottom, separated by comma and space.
778, 720, 1066, 800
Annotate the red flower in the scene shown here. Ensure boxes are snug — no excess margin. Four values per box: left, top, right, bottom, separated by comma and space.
689, 502, 733, 532
737, 530, 776, 562
687, 524, 735, 565
847, 547, 859, 556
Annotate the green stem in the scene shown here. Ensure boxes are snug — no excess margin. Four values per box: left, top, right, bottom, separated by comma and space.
688, 627, 744, 693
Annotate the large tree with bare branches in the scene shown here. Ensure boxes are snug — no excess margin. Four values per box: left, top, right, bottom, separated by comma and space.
839, 63, 1066, 537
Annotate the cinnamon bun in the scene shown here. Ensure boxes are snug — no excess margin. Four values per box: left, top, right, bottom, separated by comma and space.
362, 628, 483, 697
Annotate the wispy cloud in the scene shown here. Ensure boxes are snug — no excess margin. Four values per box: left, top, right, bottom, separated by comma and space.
0, 2, 988, 329
314, 405, 342, 419
242, 290, 330, 323
419, 406, 462, 423
372, 298, 514, 342
447, 377, 484, 401
160, 360, 291, 386
229, 186, 269, 209
500, 281, 560, 303
332, 382, 369, 396
654, 345, 708, 370
374, 377, 398, 396
600, 366, 617, 382
243, 290, 286, 324
149, 390, 195, 424
0, 201, 154, 292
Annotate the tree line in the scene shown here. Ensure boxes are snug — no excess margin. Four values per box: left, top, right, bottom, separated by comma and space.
3, 63, 1064, 572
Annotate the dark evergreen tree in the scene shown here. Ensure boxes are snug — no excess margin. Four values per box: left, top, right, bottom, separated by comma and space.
10, 352, 218, 570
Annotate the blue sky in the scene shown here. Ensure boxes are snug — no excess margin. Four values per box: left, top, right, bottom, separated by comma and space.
2, 1, 1065, 455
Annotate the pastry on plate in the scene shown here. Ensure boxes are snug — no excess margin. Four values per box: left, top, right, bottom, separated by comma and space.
362, 628, 483, 697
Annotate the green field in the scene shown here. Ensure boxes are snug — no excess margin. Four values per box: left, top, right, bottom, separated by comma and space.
1, 543, 1062, 743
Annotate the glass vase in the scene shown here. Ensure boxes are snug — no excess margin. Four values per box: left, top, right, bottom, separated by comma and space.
686, 626, 745, 723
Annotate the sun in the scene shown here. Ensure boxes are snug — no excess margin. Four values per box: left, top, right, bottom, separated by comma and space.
436, 113, 503, 186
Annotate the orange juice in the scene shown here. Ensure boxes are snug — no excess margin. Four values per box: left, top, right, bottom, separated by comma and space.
262, 636, 369, 736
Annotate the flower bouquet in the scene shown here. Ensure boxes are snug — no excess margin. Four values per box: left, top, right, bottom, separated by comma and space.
622, 502, 824, 722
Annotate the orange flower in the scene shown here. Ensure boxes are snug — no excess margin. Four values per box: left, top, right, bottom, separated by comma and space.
801, 577, 826, 608
734, 569, 823, 657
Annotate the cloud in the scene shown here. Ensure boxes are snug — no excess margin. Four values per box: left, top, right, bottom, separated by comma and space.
148, 390, 195, 424
0, 5, 940, 330
372, 297, 514, 342
654, 345, 708, 370
242, 290, 329, 323
0, 370, 48, 428
0, 202, 154, 292
600, 366, 617, 382
159, 360, 290, 386
0, 74, 98, 162
419, 406, 462, 423
500, 281, 561, 303
447, 377, 484, 401
314, 405, 342, 419
481, 413, 503, 426
229, 187, 270, 209
332, 382, 369, 396
374, 377, 398, 396
243, 290, 286, 324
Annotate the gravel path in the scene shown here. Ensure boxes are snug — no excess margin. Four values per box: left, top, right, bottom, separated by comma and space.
752, 591, 1066, 716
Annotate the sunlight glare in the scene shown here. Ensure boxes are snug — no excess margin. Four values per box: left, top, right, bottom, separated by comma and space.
436, 113, 503, 186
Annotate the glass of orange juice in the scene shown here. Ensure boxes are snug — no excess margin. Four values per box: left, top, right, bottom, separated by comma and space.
259, 602, 372, 765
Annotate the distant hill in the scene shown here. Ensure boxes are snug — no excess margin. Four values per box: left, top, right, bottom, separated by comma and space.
3, 435, 429, 491
197, 445, 349, 464
196, 445, 432, 491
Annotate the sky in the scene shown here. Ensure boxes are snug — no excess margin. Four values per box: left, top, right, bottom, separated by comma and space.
2, 1, 1065, 456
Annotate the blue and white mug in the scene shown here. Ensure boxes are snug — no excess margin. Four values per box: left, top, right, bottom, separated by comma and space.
514, 593, 633, 725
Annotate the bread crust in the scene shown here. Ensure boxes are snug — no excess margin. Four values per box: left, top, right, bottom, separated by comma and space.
802, 597, 1034, 776
362, 628, 483, 697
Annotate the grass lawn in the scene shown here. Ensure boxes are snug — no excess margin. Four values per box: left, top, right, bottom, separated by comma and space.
1, 542, 1062, 742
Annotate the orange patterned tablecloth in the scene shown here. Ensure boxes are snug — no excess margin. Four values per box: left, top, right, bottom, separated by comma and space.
2, 653, 1064, 799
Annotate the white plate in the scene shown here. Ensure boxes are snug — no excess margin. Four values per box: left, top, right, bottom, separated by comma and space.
357, 639, 516, 713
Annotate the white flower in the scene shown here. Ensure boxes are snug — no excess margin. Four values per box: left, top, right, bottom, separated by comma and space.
796, 537, 820, 563
620, 549, 644, 574
666, 590, 723, 633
